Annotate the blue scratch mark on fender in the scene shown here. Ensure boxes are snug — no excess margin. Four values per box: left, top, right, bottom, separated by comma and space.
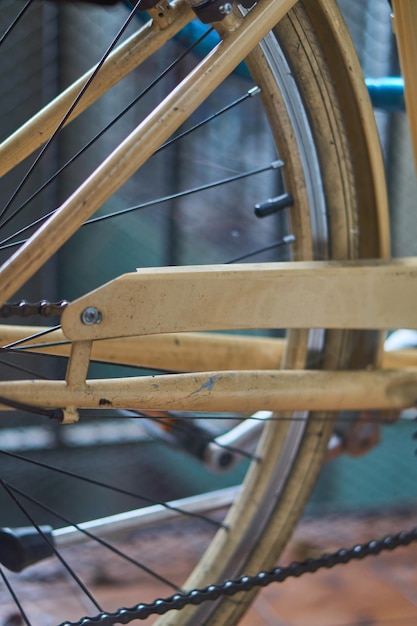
192, 375, 218, 395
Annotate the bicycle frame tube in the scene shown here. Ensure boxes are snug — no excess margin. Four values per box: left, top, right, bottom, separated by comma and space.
391, 0, 417, 170
133, 4, 407, 111
0, 0, 195, 178
0, 0, 298, 307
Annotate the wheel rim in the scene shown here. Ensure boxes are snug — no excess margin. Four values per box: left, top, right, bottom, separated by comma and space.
0, 2, 389, 624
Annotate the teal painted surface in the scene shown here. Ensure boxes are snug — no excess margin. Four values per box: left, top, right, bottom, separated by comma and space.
308, 420, 417, 515
366, 77, 405, 112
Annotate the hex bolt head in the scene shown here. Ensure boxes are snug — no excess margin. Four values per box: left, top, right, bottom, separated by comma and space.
81, 307, 102, 325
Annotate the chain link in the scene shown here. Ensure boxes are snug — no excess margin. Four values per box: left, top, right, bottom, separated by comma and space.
0, 300, 69, 319
58, 526, 417, 626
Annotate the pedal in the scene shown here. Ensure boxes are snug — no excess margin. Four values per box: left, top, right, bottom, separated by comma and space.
0, 526, 54, 572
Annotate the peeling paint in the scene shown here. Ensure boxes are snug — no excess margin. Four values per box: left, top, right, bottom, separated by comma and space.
99, 398, 112, 407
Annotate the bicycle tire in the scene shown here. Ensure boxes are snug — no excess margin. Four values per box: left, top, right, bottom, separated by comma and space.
154, 1, 390, 624
0, 1, 389, 625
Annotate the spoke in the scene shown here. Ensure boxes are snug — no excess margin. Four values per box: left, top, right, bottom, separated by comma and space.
157, 86, 261, 153
0, 329, 64, 379
0, 396, 63, 421
0, 91, 266, 251
6, 340, 72, 352
0, 238, 26, 252
0, 213, 54, 251
2, 347, 170, 375
0, 357, 49, 379
0, 157, 276, 251
0, 449, 224, 529
225, 234, 296, 263
0, 478, 103, 612
131, 412, 408, 424
0, 1, 142, 224
0, 2, 295, 307
7, 483, 182, 591
0, 28, 215, 240
0, 565, 33, 626
86, 161, 283, 225
0, 0, 34, 47
147, 414, 260, 462
3, 325, 61, 350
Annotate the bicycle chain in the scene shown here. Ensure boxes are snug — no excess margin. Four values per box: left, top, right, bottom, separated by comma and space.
59, 526, 417, 626
0, 300, 68, 319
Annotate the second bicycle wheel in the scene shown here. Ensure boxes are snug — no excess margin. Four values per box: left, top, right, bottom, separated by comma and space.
0, 1, 389, 624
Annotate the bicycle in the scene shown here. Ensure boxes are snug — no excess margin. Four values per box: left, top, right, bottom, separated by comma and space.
0, 0, 416, 624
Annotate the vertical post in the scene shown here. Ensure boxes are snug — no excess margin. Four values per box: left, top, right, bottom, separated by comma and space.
63, 340, 92, 423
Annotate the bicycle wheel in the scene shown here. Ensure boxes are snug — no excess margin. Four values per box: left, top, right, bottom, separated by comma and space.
0, 1, 389, 625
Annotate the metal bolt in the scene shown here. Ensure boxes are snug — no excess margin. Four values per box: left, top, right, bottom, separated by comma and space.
81, 306, 102, 325
219, 3, 233, 15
